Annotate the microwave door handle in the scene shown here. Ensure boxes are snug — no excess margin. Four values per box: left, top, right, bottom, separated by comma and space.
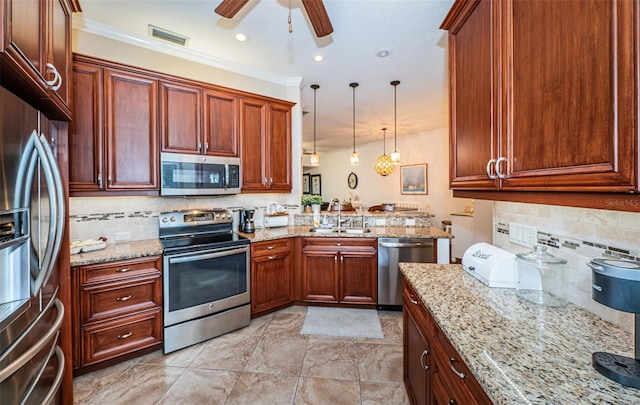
225, 164, 230, 190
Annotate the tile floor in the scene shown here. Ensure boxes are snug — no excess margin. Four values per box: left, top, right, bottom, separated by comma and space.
73, 306, 410, 405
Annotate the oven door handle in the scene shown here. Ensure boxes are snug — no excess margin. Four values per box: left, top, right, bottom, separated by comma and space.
168, 246, 248, 264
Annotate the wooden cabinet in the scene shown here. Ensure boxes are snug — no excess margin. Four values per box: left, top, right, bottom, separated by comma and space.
443, 0, 638, 192
159, 82, 239, 157
69, 55, 159, 194
240, 97, 293, 193
403, 280, 491, 405
301, 238, 377, 305
250, 238, 293, 317
72, 256, 163, 374
0, 0, 72, 120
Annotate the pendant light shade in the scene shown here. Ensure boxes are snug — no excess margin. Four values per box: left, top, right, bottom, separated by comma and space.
350, 82, 360, 165
310, 84, 320, 166
390, 80, 401, 165
374, 128, 394, 176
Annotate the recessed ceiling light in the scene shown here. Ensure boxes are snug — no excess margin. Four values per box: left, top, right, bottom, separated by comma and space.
312, 54, 325, 62
376, 49, 391, 58
235, 33, 249, 42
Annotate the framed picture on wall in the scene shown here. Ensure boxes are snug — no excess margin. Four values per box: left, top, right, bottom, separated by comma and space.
311, 174, 322, 195
303, 173, 311, 194
400, 164, 428, 195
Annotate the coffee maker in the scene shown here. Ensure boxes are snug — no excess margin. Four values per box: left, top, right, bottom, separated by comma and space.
240, 208, 256, 233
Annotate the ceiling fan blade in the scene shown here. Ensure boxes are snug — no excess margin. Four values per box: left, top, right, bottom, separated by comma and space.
301, 0, 334, 37
215, 0, 249, 18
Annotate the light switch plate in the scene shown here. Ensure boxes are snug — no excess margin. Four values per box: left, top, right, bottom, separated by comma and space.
509, 223, 537, 247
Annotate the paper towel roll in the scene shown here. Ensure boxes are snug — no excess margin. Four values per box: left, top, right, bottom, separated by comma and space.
263, 214, 288, 228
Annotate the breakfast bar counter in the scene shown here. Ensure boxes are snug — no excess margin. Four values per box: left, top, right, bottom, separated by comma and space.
400, 263, 640, 404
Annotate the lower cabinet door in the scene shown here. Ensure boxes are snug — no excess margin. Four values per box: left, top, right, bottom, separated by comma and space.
251, 252, 291, 315
301, 251, 340, 302
404, 303, 430, 405
82, 308, 162, 366
340, 252, 376, 304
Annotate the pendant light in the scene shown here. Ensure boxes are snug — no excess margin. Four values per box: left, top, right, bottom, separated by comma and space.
309, 84, 320, 166
374, 128, 394, 176
349, 82, 360, 165
390, 80, 401, 165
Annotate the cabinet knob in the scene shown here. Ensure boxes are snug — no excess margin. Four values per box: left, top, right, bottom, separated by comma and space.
268, 255, 276, 260
204, 141, 209, 153
267, 246, 276, 250
409, 294, 419, 305
97, 174, 102, 188
449, 400, 456, 405
45, 63, 62, 91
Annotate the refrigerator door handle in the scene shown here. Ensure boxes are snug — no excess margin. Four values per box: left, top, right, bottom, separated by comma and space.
0, 299, 64, 383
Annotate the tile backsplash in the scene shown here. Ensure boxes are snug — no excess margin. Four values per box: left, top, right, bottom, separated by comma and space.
493, 201, 640, 333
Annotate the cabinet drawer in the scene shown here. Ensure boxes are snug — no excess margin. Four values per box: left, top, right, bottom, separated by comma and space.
251, 238, 292, 256
402, 280, 434, 339
78, 256, 162, 285
80, 275, 162, 324
82, 308, 162, 366
434, 327, 492, 405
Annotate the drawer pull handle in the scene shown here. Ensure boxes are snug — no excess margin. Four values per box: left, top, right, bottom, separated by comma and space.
117, 332, 133, 339
449, 357, 466, 379
335, 243, 342, 246
116, 295, 132, 302
116, 267, 131, 273
409, 294, 419, 305
420, 349, 429, 370
268, 255, 276, 260
267, 246, 276, 250
449, 400, 456, 405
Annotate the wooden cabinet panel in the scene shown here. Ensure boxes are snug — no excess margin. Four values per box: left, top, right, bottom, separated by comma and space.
0, 0, 72, 120
267, 102, 292, 191
340, 251, 377, 304
160, 81, 201, 153
301, 238, 376, 305
81, 308, 162, 367
104, 68, 159, 190
69, 62, 103, 191
250, 239, 293, 316
446, 0, 497, 190
73, 255, 163, 373
204, 88, 239, 157
80, 275, 161, 324
240, 97, 268, 191
443, 0, 639, 193
404, 300, 431, 405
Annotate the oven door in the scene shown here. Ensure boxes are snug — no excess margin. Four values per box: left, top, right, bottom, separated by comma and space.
163, 244, 250, 326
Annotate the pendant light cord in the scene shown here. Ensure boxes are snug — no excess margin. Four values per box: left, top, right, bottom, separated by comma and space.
352, 84, 356, 153
312, 84, 318, 153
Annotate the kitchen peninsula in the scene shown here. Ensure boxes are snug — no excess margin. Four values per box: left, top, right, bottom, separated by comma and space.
401, 263, 640, 404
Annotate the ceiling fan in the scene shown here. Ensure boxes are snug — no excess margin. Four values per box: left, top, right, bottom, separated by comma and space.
215, 0, 334, 38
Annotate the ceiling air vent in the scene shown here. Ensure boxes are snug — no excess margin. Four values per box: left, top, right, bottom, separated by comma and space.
148, 25, 189, 46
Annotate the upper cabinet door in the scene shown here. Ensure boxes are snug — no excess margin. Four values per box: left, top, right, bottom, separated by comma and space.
0, 0, 72, 120
204, 89, 239, 157
267, 102, 292, 192
240, 97, 268, 192
159, 80, 202, 154
104, 69, 159, 191
501, 0, 638, 191
443, 0, 499, 190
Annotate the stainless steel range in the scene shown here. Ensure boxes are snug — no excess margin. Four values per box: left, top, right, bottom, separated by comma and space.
159, 209, 250, 354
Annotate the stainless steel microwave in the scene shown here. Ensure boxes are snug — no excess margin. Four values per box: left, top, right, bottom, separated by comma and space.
160, 152, 241, 196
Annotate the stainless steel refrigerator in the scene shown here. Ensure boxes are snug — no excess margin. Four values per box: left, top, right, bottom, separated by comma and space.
0, 86, 66, 403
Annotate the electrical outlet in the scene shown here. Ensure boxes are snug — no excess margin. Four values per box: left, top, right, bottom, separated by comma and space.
114, 231, 130, 242
406, 219, 416, 226
375, 218, 386, 226
509, 223, 537, 247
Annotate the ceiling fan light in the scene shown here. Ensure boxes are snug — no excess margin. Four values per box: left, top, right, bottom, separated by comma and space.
312, 54, 325, 62
391, 150, 401, 165
310, 153, 320, 166
234, 32, 249, 42
350, 151, 360, 165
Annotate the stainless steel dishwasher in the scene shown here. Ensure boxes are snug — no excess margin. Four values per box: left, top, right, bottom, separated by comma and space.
377, 238, 434, 310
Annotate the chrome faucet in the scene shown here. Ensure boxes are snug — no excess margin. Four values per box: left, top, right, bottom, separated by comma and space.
329, 198, 341, 229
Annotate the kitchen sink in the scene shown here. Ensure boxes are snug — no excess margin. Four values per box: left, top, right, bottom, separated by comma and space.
308, 227, 371, 234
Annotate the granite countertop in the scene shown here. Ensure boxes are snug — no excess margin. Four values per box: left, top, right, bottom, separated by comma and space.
70, 226, 451, 266
400, 263, 640, 404
238, 225, 452, 242
70, 239, 163, 267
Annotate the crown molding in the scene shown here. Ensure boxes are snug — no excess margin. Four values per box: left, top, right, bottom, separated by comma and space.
73, 16, 302, 87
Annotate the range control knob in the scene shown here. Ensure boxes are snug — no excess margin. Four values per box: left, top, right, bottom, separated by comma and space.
170, 216, 176, 222
161, 217, 168, 223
